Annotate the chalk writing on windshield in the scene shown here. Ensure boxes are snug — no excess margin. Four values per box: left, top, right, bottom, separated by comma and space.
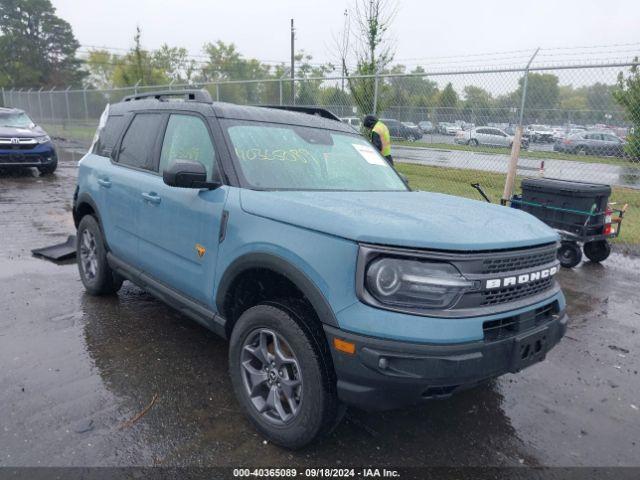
234, 148, 317, 164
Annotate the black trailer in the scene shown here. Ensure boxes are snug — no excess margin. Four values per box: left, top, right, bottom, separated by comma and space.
510, 178, 628, 268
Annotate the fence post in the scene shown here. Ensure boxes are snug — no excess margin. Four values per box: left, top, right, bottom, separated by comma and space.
64, 86, 71, 122
83, 87, 89, 121
373, 70, 380, 114
168, 79, 175, 91
1, 87, 5, 107
26, 88, 33, 113
215, 83, 220, 101
279, 79, 283, 106
49, 87, 55, 123
502, 48, 539, 205
134, 80, 140, 95
37, 87, 44, 122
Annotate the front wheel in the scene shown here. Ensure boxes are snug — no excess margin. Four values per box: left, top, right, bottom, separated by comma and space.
229, 302, 341, 449
558, 241, 582, 268
77, 215, 123, 295
38, 158, 58, 175
583, 240, 611, 263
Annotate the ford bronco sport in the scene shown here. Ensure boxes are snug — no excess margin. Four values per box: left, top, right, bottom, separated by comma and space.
73, 90, 567, 449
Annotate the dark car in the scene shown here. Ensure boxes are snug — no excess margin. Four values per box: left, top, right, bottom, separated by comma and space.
380, 118, 422, 141
554, 131, 626, 157
0, 108, 57, 174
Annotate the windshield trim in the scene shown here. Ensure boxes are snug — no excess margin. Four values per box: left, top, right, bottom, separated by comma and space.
220, 118, 409, 193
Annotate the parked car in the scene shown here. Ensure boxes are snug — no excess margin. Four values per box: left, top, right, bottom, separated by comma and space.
401, 121, 423, 141
340, 117, 362, 132
0, 107, 57, 175
455, 126, 529, 149
74, 90, 567, 448
526, 125, 554, 143
554, 131, 627, 157
380, 118, 422, 141
418, 120, 434, 133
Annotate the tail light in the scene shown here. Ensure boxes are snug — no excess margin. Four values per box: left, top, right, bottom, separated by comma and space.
562, 139, 572, 145
604, 207, 613, 236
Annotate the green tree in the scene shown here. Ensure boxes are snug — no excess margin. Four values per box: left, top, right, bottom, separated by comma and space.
516, 73, 559, 122
0, 0, 84, 87
345, 0, 397, 114
613, 59, 640, 158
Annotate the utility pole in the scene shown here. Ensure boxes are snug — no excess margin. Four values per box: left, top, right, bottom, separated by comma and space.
290, 18, 295, 105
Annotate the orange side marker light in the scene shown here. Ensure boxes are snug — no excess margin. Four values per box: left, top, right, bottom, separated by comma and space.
333, 338, 356, 355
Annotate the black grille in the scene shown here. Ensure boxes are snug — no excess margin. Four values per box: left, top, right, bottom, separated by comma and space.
482, 248, 557, 274
0, 154, 43, 164
481, 277, 554, 306
483, 302, 557, 341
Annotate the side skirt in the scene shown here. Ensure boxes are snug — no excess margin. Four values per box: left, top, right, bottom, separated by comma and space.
107, 253, 227, 339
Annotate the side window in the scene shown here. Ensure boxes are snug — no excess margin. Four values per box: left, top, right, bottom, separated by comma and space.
160, 114, 217, 180
117, 114, 163, 171
95, 115, 125, 157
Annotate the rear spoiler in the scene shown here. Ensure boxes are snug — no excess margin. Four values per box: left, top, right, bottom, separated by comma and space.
260, 105, 342, 122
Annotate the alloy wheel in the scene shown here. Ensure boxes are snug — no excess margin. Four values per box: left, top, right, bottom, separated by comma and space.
240, 328, 303, 425
80, 229, 98, 281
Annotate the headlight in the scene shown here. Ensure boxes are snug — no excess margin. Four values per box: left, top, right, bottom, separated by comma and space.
365, 257, 475, 310
35, 135, 51, 144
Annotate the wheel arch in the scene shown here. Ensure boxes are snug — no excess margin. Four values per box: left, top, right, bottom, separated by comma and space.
216, 252, 339, 335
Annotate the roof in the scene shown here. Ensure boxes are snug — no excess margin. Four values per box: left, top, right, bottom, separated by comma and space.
0, 107, 24, 114
211, 102, 353, 133
107, 89, 352, 133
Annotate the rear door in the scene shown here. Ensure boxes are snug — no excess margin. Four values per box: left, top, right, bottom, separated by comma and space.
136, 113, 227, 306
103, 112, 164, 266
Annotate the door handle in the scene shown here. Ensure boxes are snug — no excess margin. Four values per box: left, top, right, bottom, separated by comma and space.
141, 192, 161, 204
97, 178, 111, 188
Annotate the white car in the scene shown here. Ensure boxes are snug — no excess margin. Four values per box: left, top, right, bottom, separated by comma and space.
455, 127, 529, 149
340, 117, 362, 132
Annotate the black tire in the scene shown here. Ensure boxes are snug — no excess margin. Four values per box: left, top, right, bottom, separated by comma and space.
583, 240, 611, 263
575, 146, 588, 156
229, 301, 340, 449
469, 139, 479, 147
558, 241, 582, 268
38, 158, 58, 175
76, 215, 123, 295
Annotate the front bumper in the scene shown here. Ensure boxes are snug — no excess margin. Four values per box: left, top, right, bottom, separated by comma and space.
0, 142, 57, 167
325, 310, 567, 411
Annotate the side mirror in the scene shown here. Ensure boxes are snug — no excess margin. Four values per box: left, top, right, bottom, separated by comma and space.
163, 160, 221, 189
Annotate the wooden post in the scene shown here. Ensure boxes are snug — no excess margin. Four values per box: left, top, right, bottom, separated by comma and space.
502, 126, 523, 205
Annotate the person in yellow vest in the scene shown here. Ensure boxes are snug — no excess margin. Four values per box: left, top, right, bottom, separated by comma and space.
363, 114, 393, 165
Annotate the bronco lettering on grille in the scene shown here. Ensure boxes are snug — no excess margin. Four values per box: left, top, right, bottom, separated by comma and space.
485, 266, 558, 289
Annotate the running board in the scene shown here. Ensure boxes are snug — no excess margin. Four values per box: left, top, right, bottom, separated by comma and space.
107, 253, 227, 339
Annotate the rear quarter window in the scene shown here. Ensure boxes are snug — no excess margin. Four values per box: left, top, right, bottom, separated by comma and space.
94, 115, 126, 157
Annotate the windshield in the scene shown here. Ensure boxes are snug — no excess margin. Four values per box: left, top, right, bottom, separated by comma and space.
0, 112, 34, 128
225, 121, 408, 191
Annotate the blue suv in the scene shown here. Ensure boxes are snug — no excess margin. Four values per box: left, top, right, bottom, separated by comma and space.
0, 107, 57, 174
73, 90, 567, 448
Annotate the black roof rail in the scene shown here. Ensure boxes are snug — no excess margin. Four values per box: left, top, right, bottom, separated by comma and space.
260, 105, 342, 122
122, 89, 212, 103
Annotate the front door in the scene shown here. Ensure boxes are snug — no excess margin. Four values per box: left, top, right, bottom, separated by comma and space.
136, 113, 227, 307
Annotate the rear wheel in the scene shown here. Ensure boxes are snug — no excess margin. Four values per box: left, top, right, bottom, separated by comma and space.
558, 241, 582, 268
469, 139, 479, 147
576, 146, 589, 156
229, 302, 341, 449
77, 215, 123, 295
583, 240, 611, 263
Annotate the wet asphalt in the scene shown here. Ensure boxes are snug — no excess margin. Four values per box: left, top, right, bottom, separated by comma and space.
0, 145, 639, 468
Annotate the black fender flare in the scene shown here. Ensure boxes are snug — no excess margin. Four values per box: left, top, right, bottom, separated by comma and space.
73, 192, 112, 251
216, 252, 338, 328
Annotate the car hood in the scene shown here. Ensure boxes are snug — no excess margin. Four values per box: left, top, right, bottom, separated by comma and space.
239, 190, 558, 251
0, 125, 46, 138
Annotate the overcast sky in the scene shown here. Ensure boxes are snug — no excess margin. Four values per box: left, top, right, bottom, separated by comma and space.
53, 0, 640, 71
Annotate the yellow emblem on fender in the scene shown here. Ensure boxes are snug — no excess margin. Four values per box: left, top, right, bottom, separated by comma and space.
195, 244, 206, 258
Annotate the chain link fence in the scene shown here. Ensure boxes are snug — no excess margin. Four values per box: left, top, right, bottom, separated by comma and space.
2, 61, 639, 254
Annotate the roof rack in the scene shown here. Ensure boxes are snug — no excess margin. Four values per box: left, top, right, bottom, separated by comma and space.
260, 105, 341, 122
122, 89, 212, 103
